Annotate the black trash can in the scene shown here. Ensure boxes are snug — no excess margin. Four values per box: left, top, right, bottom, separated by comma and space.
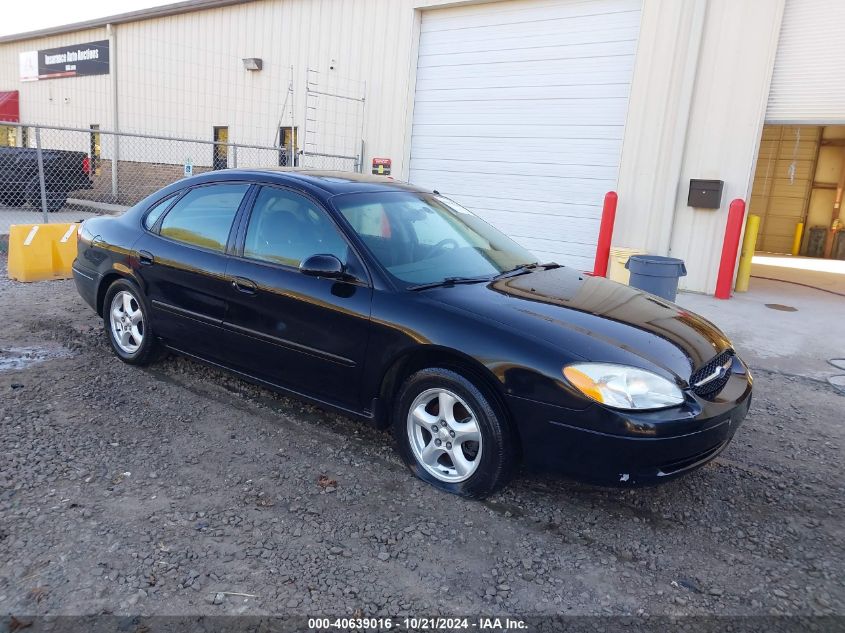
625, 255, 687, 301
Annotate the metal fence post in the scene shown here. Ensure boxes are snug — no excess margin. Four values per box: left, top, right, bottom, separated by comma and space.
232, 144, 238, 168
108, 23, 120, 203
111, 132, 120, 203
34, 126, 49, 223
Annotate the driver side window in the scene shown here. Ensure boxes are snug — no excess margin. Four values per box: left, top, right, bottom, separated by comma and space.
243, 186, 348, 268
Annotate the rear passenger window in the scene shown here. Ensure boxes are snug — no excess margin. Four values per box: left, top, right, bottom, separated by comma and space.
143, 195, 176, 230
159, 184, 249, 252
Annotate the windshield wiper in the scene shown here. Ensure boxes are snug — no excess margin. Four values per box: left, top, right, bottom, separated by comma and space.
408, 262, 561, 291
493, 262, 559, 280
407, 276, 492, 291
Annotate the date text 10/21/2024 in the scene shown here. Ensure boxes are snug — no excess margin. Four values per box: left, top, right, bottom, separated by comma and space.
308, 617, 528, 630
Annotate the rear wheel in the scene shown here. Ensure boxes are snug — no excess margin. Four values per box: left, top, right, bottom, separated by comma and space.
393, 367, 516, 498
103, 278, 161, 366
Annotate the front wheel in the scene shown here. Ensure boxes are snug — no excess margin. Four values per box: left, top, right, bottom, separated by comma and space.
393, 368, 517, 499
103, 278, 160, 365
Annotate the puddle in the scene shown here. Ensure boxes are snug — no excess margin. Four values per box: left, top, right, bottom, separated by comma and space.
0, 345, 73, 372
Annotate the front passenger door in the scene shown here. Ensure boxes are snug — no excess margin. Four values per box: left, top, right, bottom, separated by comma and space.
224, 185, 373, 409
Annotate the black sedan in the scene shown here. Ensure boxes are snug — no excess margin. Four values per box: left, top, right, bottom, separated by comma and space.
72, 169, 752, 498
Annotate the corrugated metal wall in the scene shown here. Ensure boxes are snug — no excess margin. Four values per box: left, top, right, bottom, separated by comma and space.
0, 26, 112, 129
0, 0, 424, 171
0, 0, 801, 293
616, 0, 786, 294
667, 0, 785, 294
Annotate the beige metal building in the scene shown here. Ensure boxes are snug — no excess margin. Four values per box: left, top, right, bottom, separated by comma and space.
1, 0, 844, 293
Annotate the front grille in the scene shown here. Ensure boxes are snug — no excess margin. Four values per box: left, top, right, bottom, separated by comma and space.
690, 349, 735, 399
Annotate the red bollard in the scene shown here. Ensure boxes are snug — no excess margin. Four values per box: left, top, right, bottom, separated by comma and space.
593, 191, 618, 277
715, 199, 746, 300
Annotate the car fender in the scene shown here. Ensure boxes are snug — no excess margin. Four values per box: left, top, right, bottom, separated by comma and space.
363, 292, 592, 418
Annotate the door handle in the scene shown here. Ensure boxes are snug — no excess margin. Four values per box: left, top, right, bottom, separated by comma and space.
138, 250, 154, 266
232, 277, 257, 295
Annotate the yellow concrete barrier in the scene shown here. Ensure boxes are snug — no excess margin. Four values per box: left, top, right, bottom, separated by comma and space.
7, 223, 79, 282
734, 214, 760, 293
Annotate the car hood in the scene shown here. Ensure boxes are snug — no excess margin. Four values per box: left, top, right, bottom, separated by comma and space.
424, 266, 732, 383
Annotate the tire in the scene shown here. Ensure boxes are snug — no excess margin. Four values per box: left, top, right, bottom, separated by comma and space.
103, 278, 161, 366
393, 367, 517, 499
47, 194, 67, 213
26, 179, 67, 213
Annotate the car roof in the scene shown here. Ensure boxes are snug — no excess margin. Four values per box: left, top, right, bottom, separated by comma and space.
188, 168, 432, 196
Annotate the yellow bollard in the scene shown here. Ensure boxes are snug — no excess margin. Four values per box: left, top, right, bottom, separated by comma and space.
7, 223, 79, 282
734, 214, 760, 293
791, 222, 804, 256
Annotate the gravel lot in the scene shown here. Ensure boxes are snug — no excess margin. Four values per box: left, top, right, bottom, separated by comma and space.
0, 257, 843, 621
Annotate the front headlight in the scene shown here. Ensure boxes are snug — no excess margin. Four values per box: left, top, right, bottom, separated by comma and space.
563, 363, 684, 410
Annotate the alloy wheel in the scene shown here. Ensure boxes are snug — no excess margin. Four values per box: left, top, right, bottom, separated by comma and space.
406, 387, 482, 483
110, 290, 144, 354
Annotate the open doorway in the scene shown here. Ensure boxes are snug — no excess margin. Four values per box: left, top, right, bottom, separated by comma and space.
749, 124, 845, 294
751, 124, 845, 258
213, 126, 228, 170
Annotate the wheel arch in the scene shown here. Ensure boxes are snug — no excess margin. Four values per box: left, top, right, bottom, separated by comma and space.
96, 271, 133, 316
375, 346, 522, 455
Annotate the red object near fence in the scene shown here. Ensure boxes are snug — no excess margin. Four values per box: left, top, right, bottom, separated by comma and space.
715, 198, 746, 300
0, 91, 19, 123
592, 191, 618, 277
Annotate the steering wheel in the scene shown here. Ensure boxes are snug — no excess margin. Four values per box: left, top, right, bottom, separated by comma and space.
429, 238, 459, 256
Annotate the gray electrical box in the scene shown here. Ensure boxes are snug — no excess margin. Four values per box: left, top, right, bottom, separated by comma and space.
806, 226, 826, 257
833, 231, 845, 260
688, 179, 723, 209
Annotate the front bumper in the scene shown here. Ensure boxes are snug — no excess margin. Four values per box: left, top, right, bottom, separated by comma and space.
508, 364, 752, 486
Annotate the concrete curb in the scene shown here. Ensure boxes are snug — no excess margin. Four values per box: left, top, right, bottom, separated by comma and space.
66, 198, 130, 215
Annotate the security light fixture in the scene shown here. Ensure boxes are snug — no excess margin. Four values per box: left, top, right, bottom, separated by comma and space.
242, 58, 263, 71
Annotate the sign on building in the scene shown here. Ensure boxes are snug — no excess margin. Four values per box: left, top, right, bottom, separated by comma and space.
19, 40, 110, 82
372, 157, 391, 176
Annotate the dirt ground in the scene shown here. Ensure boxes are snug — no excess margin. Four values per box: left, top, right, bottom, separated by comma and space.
0, 257, 843, 622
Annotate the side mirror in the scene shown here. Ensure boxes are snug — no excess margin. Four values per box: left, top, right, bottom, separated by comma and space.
299, 254, 345, 279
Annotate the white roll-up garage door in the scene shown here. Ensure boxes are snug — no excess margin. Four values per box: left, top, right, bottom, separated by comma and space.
766, 0, 845, 123
408, 0, 641, 270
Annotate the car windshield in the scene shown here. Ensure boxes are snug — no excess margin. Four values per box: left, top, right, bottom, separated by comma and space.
332, 191, 536, 287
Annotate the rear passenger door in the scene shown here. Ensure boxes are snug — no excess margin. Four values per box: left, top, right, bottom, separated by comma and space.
133, 182, 250, 358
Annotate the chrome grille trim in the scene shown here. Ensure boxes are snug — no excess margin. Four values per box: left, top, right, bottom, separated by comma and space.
690, 349, 735, 398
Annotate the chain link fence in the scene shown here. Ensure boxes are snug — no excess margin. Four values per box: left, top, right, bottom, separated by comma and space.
0, 123, 361, 233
